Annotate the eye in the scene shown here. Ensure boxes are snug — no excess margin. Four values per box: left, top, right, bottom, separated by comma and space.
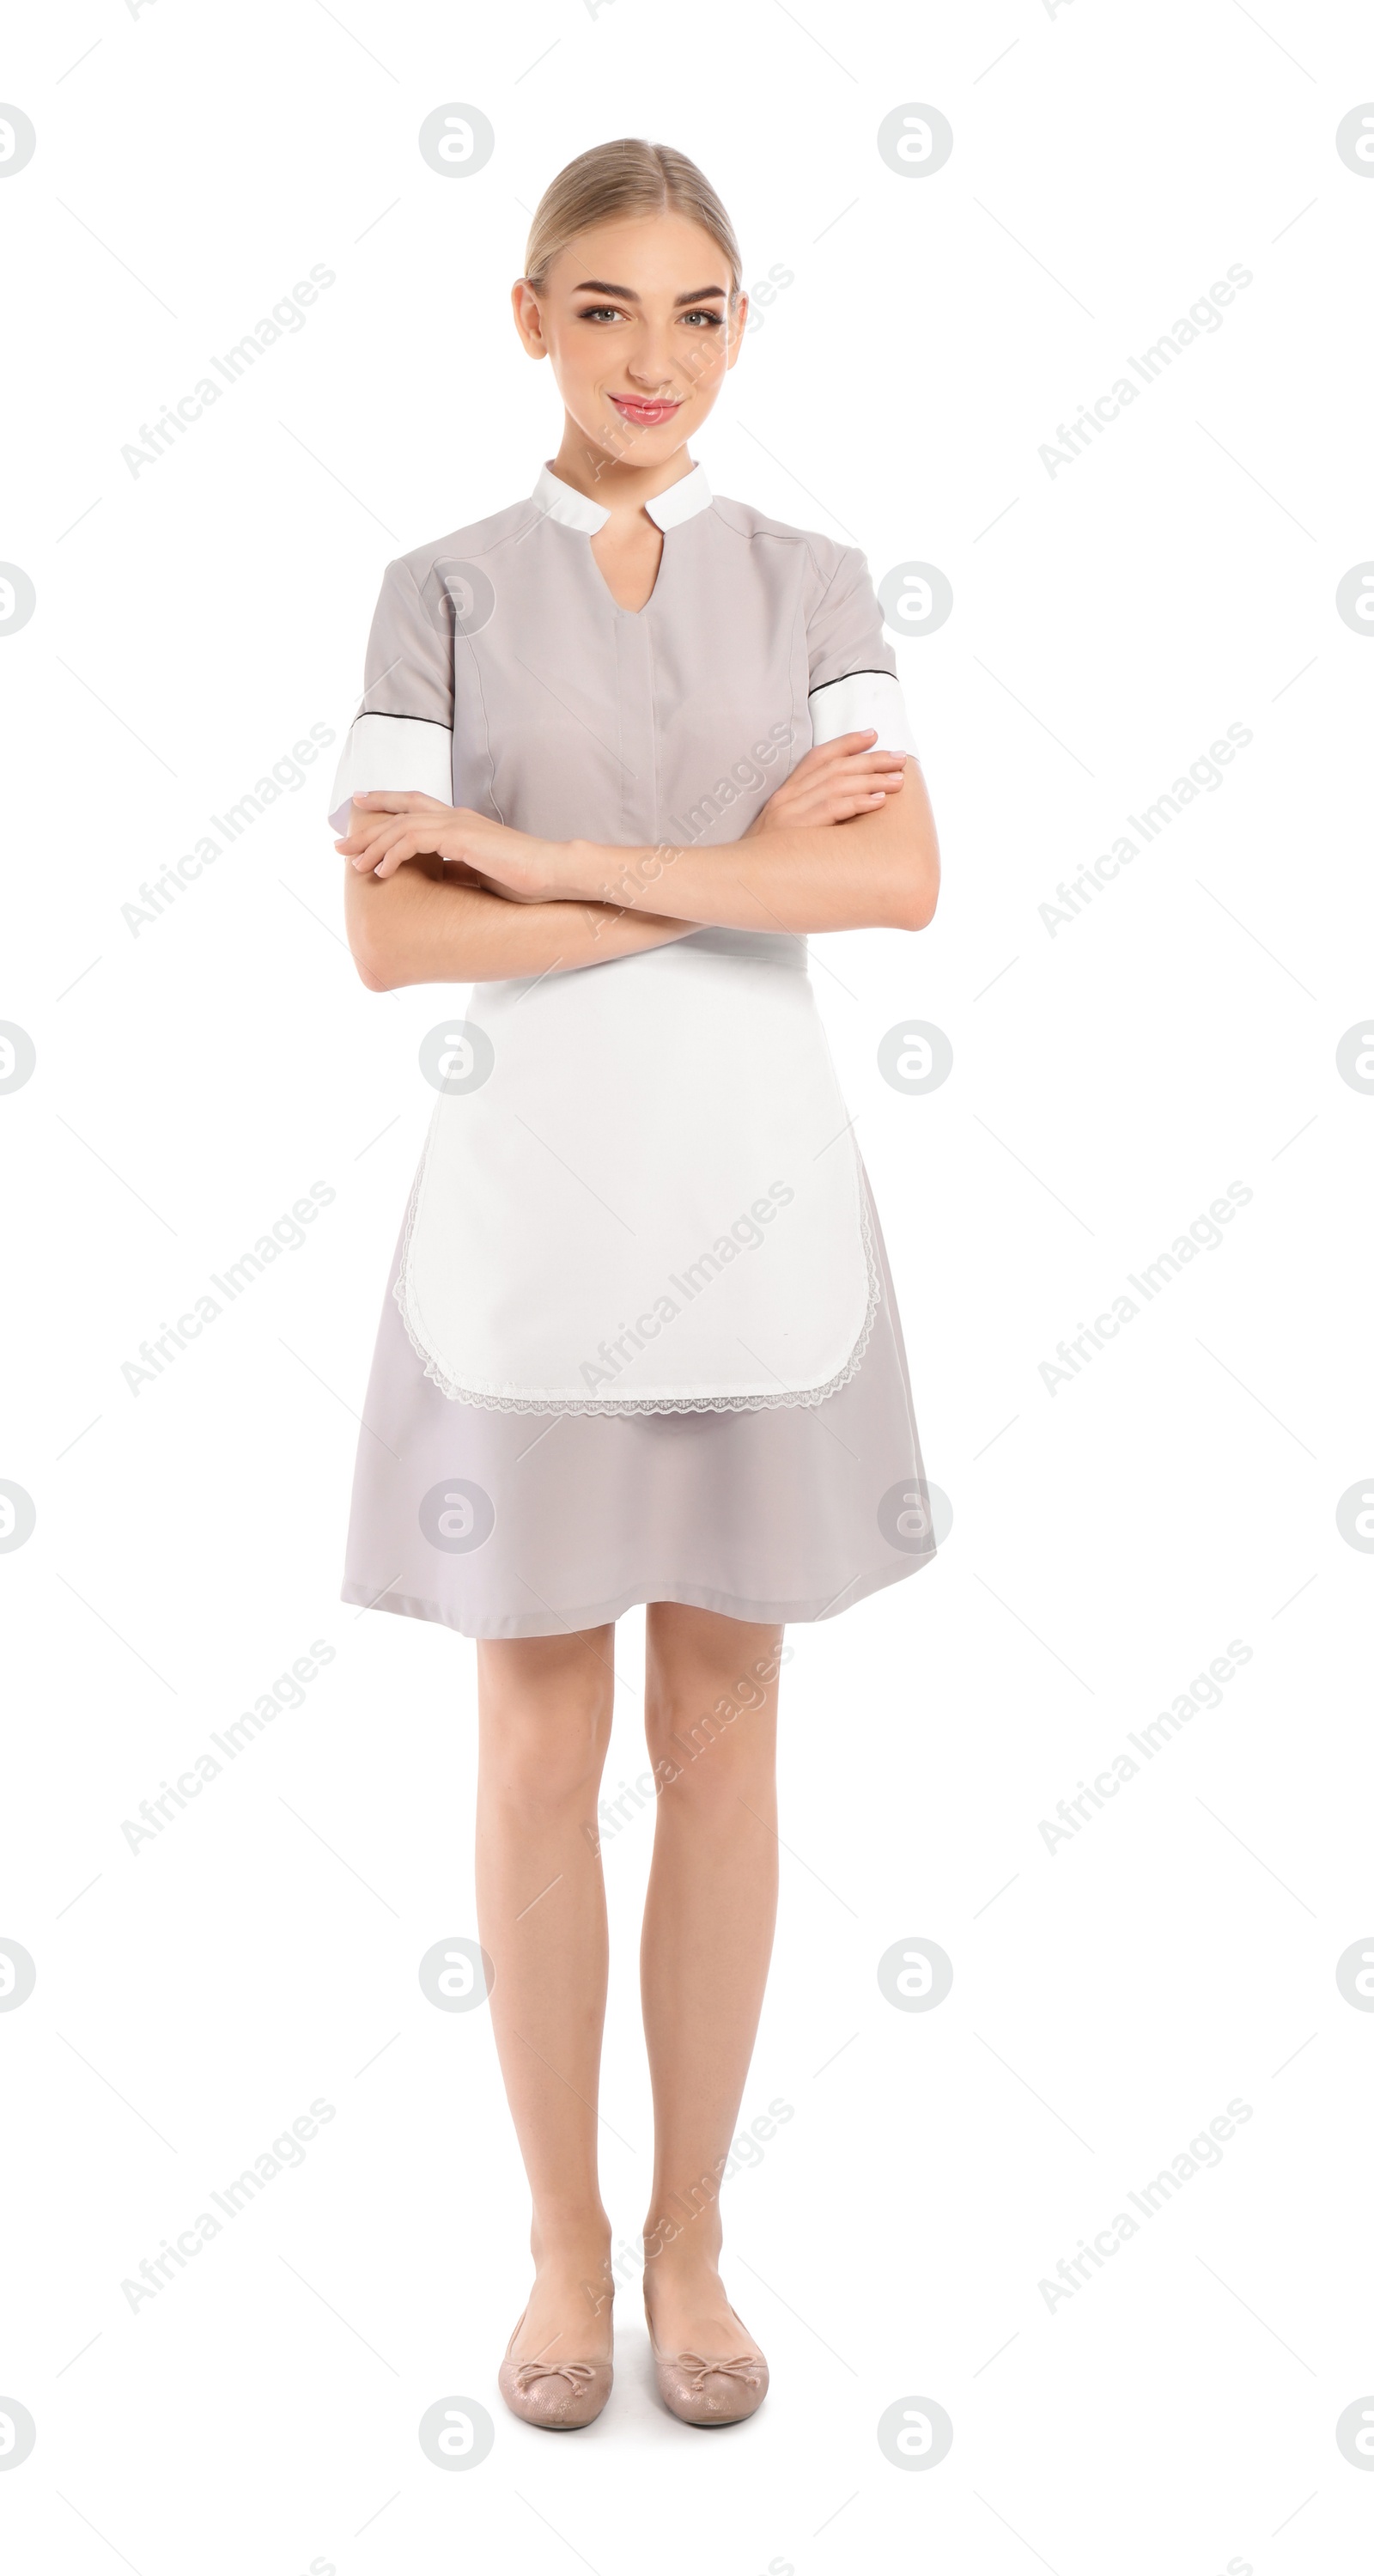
576, 304, 623, 323
682, 308, 725, 328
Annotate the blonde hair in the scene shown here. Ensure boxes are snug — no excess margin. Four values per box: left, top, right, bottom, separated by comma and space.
523, 138, 742, 301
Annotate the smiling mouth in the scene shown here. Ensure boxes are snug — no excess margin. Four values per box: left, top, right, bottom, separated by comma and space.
609, 395, 681, 423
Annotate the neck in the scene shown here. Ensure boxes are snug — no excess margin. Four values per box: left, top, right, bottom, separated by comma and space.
549, 429, 695, 520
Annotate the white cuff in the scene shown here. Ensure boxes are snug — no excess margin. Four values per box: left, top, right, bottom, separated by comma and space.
808, 669, 917, 759
327, 712, 454, 833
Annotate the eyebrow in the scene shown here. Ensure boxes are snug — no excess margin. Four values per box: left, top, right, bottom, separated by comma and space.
572, 280, 728, 304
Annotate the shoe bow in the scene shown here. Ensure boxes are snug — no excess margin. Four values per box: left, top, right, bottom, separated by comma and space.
674, 2353, 764, 2392
512, 2358, 598, 2394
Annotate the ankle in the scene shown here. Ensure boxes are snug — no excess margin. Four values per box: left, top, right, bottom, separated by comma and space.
529, 2218, 615, 2313
530, 2208, 611, 2260
641, 2223, 724, 2287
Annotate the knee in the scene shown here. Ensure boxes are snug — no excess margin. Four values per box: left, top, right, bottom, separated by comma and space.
483, 1708, 611, 1821
646, 1683, 774, 1809
477, 1640, 612, 1817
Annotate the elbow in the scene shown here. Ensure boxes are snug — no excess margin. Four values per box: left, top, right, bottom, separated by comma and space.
350, 925, 395, 993
344, 873, 397, 991
889, 786, 940, 929
891, 874, 939, 934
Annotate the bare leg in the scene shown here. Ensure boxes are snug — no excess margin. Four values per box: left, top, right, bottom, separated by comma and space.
475, 1626, 617, 2365
638, 1604, 782, 2356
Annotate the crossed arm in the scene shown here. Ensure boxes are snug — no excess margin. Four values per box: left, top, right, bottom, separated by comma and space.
339, 729, 940, 991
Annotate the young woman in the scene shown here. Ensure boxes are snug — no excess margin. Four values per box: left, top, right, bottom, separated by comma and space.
331, 138, 940, 2431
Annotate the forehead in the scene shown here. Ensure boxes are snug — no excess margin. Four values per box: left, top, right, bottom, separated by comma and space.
546, 210, 731, 295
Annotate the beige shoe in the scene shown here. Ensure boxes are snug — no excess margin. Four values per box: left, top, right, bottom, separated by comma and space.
644, 2288, 769, 2427
497, 2307, 613, 2431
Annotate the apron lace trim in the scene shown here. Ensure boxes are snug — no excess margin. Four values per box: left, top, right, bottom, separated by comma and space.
390, 1174, 882, 1416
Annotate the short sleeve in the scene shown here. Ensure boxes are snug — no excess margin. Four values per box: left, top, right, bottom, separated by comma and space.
806, 545, 918, 760
326, 556, 455, 832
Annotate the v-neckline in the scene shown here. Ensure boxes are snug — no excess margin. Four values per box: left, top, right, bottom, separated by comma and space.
587, 523, 666, 619
531, 459, 712, 618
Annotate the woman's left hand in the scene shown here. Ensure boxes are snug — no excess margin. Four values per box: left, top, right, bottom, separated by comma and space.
337, 791, 566, 898
744, 731, 906, 835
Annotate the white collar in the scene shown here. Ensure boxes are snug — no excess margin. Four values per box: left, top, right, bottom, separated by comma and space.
532, 460, 713, 534
644, 463, 713, 529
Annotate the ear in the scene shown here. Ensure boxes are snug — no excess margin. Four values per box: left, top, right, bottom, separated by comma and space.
510, 278, 548, 359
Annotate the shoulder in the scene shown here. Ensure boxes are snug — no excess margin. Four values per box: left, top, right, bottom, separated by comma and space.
708, 498, 894, 687
386, 495, 542, 594
706, 495, 866, 595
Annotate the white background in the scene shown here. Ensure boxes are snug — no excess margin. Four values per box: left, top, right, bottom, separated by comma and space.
3, 2, 1373, 2569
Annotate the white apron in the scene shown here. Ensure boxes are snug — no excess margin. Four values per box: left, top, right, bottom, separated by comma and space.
395, 929, 878, 1415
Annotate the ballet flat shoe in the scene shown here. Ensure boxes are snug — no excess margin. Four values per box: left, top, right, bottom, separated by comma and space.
497, 2308, 613, 2430
644, 2290, 769, 2427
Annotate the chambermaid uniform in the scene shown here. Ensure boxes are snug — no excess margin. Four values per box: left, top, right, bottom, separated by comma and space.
330, 460, 937, 1637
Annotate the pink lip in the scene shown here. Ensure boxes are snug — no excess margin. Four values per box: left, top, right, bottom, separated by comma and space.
610, 396, 681, 423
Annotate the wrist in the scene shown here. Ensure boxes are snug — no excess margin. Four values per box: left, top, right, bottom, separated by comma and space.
554, 837, 605, 902
562, 836, 645, 908
536, 837, 585, 899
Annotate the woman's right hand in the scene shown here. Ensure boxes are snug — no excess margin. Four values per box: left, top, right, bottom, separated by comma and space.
745, 728, 907, 834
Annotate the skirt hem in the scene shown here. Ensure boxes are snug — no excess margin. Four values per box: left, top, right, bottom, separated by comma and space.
341, 1549, 933, 1642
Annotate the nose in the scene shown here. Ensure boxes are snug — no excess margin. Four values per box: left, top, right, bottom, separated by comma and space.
623, 315, 682, 393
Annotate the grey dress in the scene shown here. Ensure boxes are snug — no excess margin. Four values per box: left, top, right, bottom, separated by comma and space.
331, 460, 937, 1638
